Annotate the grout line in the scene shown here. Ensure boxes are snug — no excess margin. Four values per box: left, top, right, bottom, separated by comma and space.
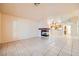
57, 36, 68, 56
57, 48, 62, 56
57, 44, 66, 56
71, 38, 73, 56
42, 46, 52, 56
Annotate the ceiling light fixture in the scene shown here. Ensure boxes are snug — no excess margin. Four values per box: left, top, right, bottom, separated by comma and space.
34, 3, 40, 6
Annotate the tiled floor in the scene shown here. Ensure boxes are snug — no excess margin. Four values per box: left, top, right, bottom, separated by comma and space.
0, 35, 79, 56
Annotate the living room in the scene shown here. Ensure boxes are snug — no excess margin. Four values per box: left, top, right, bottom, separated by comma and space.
0, 3, 79, 56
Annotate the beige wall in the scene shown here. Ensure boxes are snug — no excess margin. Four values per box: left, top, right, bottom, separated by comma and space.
1, 13, 39, 43
0, 13, 1, 43
2, 13, 13, 43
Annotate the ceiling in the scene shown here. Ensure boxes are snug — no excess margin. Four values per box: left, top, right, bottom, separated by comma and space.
0, 3, 79, 20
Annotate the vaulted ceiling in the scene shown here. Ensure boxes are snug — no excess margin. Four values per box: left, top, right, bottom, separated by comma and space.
0, 3, 79, 20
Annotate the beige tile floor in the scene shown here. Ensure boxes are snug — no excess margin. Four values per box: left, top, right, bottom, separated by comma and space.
0, 35, 79, 56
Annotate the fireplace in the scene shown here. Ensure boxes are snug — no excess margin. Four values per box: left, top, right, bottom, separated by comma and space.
39, 28, 50, 37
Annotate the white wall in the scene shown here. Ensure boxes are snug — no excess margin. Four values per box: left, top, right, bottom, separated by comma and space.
1, 13, 39, 43
36, 18, 49, 36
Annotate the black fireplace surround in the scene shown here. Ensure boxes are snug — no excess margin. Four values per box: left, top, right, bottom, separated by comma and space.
39, 28, 50, 37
